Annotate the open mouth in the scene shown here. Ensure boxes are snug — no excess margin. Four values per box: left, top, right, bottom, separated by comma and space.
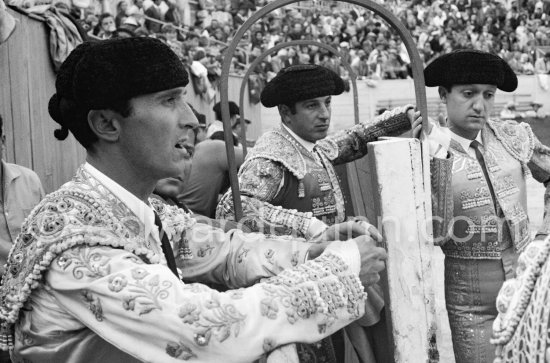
174, 140, 194, 158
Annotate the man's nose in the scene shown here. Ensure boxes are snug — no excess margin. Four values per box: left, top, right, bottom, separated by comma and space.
472, 97, 484, 112
318, 104, 330, 118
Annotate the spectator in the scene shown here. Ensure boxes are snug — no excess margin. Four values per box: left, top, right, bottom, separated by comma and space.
0, 114, 44, 278
231, 117, 251, 146
205, 101, 240, 139
525, 101, 548, 118
500, 101, 522, 120
164, 0, 182, 26
179, 132, 244, 218
535, 51, 550, 74
114, 0, 129, 27
144, 0, 164, 33
94, 13, 116, 39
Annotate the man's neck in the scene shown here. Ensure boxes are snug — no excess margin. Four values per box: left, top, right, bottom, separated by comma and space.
86, 154, 156, 203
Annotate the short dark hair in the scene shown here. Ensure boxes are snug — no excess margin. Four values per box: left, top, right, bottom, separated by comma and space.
52, 97, 133, 148
213, 101, 239, 121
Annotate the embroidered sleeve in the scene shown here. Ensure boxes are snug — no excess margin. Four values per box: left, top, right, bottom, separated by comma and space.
491, 238, 550, 362
328, 105, 413, 165
151, 200, 313, 288
41, 245, 366, 362
215, 158, 314, 237
430, 154, 454, 246
176, 224, 313, 289
527, 133, 550, 184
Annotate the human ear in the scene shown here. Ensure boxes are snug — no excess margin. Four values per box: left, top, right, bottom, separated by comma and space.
438, 86, 447, 104
279, 105, 292, 124
88, 110, 121, 142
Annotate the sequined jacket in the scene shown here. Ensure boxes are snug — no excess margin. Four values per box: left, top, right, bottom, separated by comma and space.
431, 119, 550, 259
0, 166, 367, 363
492, 237, 550, 362
491, 182, 550, 361
216, 106, 413, 238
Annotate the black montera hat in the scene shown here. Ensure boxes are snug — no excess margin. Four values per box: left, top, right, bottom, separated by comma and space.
49, 37, 188, 122
424, 49, 517, 92
260, 64, 345, 108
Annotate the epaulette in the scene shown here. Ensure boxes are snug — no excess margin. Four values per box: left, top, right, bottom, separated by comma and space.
487, 119, 535, 163
244, 128, 338, 181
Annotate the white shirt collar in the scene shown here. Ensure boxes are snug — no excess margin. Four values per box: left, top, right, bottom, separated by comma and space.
282, 123, 316, 153
450, 130, 483, 154
83, 162, 157, 241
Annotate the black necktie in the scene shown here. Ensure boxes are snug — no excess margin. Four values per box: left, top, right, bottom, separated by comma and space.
471, 140, 498, 211
153, 211, 179, 277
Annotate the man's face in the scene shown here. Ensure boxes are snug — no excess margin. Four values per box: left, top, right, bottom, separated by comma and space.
283, 96, 332, 142
441, 84, 497, 139
117, 87, 197, 182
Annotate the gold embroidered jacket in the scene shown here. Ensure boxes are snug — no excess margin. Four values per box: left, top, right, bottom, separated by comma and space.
0, 167, 367, 363
216, 106, 413, 238
431, 119, 550, 259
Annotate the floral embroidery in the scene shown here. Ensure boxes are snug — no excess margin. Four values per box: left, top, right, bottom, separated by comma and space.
260, 298, 279, 319
166, 340, 197, 360
178, 293, 246, 347
131, 267, 149, 280
110, 269, 172, 316
108, 274, 128, 292
264, 249, 275, 260
82, 290, 104, 321
178, 302, 200, 324
150, 198, 196, 246
260, 254, 366, 327
196, 245, 214, 258
59, 247, 111, 280
237, 248, 249, 263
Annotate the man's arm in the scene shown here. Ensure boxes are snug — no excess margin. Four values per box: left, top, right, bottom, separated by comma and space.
527, 134, 550, 184
327, 105, 413, 165
178, 223, 313, 288
46, 244, 367, 363
215, 158, 326, 238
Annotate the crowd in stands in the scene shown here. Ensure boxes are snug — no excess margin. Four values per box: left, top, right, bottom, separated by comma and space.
7, 0, 550, 90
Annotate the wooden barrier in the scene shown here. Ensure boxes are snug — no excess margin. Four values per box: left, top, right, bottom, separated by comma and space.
0, 8, 86, 193
367, 139, 440, 362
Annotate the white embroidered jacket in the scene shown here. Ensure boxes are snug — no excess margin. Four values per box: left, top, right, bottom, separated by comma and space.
0, 166, 366, 363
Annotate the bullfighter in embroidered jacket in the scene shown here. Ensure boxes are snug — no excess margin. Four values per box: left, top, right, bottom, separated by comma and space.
216, 64, 415, 363
491, 203, 550, 361
420, 49, 550, 363
0, 38, 388, 363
